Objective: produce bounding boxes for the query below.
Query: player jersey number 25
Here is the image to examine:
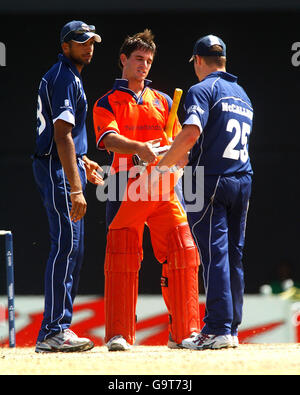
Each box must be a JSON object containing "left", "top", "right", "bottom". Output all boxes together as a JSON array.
[{"left": 223, "top": 118, "right": 250, "bottom": 163}]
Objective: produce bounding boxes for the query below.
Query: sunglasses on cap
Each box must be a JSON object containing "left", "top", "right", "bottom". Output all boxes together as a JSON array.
[
  {"left": 72, "top": 25, "right": 96, "bottom": 34},
  {"left": 62, "top": 25, "right": 96, "bottom": 42}
]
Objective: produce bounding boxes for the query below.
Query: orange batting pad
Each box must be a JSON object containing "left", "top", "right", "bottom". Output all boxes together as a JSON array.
[
  {"left": 104, "top": 228, "right": 141, "bottom": 345},
  {"left": 167, "top": 223, "right": 201, "bottom": 343}
]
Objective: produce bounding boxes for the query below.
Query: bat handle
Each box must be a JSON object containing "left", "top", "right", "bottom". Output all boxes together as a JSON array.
[{"left": 132, "top": 154, "right": 146, "bottom": 167}]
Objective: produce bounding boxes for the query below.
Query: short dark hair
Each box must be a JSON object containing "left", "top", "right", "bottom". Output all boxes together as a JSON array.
[
  {"left": 119, "top": 29, "right": 156, "bottom": 69},
  {"left": 202, "top": 44, "right": 226, "bottom": 67}
]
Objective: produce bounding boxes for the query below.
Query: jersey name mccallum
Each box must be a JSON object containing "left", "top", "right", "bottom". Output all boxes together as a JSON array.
[{"left": 221, "top": 102, "right": 253, "bottom": 121}]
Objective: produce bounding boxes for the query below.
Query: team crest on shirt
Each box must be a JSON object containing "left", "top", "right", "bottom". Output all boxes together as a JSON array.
[
  {"left": 187, "top": 105, "right": 205, "bottom": 115},
  {"left": 152, "top": 98, "right": 163, "bottom": 109},
  {"left": 60, "top": 99, "right": 73, "bottom": 110}
]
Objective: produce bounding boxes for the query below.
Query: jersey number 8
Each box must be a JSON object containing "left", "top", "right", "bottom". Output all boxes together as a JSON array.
[{"left": 37, "top": 95, "right": 46, "bottom": 136}]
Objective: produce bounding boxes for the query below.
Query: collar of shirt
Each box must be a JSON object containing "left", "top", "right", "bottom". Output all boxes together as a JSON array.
[
  {"left": 112, "top": 78, "right": 152, "bottom": 103},
  {"left": 203, "top": 71, "right": 237, "bottom": 83},
  {"left": 113, "top": 78, "right": 152, "bottom": 90},
  {"left": 58, "top": 53, "right": 82, "bottom": 80}
]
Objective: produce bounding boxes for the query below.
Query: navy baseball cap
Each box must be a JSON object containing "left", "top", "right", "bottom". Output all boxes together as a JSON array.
[
  {"left": 189, "top": 35, "right": 226, "bottom": 62},
  {"left": 60, "top": 20, "right": 101, "bottom": 44}
]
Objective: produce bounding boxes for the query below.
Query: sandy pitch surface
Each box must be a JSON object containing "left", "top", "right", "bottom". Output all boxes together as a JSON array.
[{"left": 1, "top": 343, "right": 300, "bottom": 375}]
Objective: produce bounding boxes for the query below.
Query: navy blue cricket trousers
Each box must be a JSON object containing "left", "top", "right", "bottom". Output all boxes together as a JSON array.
[
  {"left": 186, "top": 173, "right": 252, "bottom": 336},
  {"left": 32, "top": 155, "right": 87, "bottom": 342}
]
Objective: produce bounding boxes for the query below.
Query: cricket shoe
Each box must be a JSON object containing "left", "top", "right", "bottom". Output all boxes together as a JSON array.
[
  {"left": 35, "top": 329, "right": 94, "bottom": 353},
  {"left": 167, "top": 332, "right": 199, "bottom": 349},
  {"left": 231, "top": 335, "right": 239, "bottom": 348},
  {"left": 181, "top": 333, "right": 232, "bottom": 350},
  {"left": 107, "top": 335, "right": 131, "bottom": 351}
]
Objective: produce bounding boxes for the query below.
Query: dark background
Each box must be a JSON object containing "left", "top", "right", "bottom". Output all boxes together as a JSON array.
[{"left": 0, "top": 2, "right": 299, "bottom": 295}]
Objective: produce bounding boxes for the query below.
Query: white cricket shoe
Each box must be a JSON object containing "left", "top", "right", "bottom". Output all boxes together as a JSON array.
[
  {"left": 181, "top": 333, "right": 232, "bottom": 350},
  {"left": 35, "top": 329, "right": 94, "bottom": 353},
  {"left": 167, "top": 332, "right": 199, "bottom": 349},
  {"left": 107, "top": 335, "right": 131, "bottom": 351},
  {"left": 231, "top": 335, "right": 239, "bottom": 348}
]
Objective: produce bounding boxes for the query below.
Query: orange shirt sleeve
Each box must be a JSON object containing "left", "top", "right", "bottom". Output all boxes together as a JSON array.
[{"left": 93, "top": 100, "right": 119, "bottom": 150}]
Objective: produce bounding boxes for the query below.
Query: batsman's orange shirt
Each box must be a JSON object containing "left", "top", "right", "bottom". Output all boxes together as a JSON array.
[{"left": 93, "top": 79, "right": 180, "bottom": 173}]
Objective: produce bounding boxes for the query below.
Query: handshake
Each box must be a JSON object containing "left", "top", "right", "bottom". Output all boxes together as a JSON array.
[
  {"left": 132, "top": 142, "right": 171, "bottom": 167},
  {"left": 131, "top": 141, "right": 184, "bottom": 201}
]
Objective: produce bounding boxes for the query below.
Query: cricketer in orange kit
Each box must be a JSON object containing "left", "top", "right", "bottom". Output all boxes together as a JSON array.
[{"left": 93, "top": 29, "right": 201, "bottom": 350}]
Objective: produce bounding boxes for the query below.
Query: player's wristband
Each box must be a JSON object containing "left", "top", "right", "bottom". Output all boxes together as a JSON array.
[{"left": 70, "top": 190, "right": 83, "bottom": 195}]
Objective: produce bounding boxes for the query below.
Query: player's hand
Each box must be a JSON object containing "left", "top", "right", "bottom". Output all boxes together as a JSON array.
[
  {"left": 136, "top": 138, "right": 162, "bottom": 164},
  {"left": 139, "top": 163, "right": 183, "bottom": 201},
  {"left": 82, "top": 156, "right": 104, "bottom": 185},
  {"left": 70, "top": 192, "right": 87, "bottom": 222}
]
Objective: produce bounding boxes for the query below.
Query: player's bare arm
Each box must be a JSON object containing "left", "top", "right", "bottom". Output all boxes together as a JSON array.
[
  {"left": 103, "top": 133, "right": 161, "bottom": 163},
  {"left": 158, "top": 124, "right": 200, "bottom": 168},
  {"left": 54, "top": 119, "right": 87, "bottom": 222}
]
